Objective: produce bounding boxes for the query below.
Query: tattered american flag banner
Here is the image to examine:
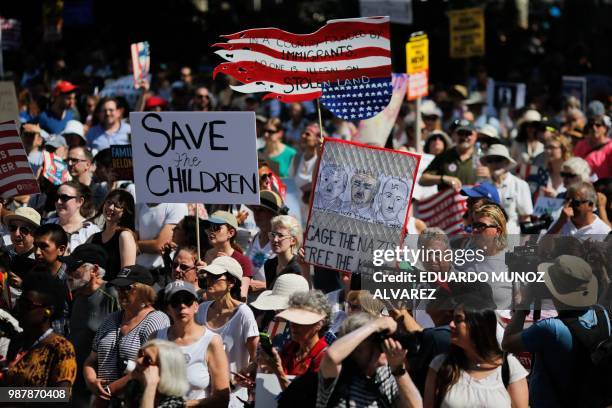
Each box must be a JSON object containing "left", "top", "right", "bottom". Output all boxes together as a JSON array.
[
  {"left": 0, "top": 121, "right": 39, "bottom": 198},
  {"left": 213, "top": 16, "right": 392, "bottom": 120},
  {"left": 414, "top": 188, "right": 468, "bottom": 235},
  {"left": 130, "top": 41, "right": 150, "bottom": 87}
]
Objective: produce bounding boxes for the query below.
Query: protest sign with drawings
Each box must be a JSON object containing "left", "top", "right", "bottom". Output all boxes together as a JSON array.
[
  {"left": 0, "top": 121, "right": 39, "bottom": 198},
  {"left": 111, "top": 144, "right": 133, "bottom": 180},
  {"left": 213, "top": 16, "right": 392, "bottom": 120},
  {"left": 487, "top": 79, "right": 526, "bottom": 110},
  {"left": 304, "top": 138, "right": 419, "bottom": 272},
  {"left": 129, "top": 112, "right": 260, "bottom": 205}
]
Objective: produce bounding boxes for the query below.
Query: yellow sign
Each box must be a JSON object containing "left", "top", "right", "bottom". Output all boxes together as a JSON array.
[
  {"left": 405, "top": 34, "right": 429, "bottom": 75},
  {"left": 448, "top": 7, "right": 485, "bottom": 58}
]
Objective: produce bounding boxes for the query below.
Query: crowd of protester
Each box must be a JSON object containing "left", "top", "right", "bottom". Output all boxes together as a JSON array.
[{"left": 0, "top": 52, "right": 611, "bottom": 408}]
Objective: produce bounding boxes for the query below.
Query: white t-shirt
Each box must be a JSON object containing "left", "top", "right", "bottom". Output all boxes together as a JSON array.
[
  {"left": 156, "top": 327, "right": 218, "bottom": 401},
  {"left": 136, "top": 203, "right": 188, "bottom": 268},
  {"left": 496, "top": 173, "right": 533, "bottom": 235},
  {"left": 429, "top": 353, "right": 528, "bottom": 408},
  {"left": 550, "top": 215, "right": 611, "bottom": 238},
  {"left": 195, "top": 302, "right": 258, "bottom": 408},
  {"left": 45, "top": 217, "right": 101, "bottom": 254}
]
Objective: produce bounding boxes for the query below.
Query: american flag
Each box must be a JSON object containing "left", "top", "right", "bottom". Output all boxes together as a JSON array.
[
  {"left": 130, "top": 41, "right": 150, "bottom": 87},
  {"left": 414, "top": 188, "right": 468, "bottom": 235},
  {"left": 0, "top": 121, "right": 39, "bottom": 198},
  {"left": 213, "top": 16, "right": 392, "bottom": 120}
]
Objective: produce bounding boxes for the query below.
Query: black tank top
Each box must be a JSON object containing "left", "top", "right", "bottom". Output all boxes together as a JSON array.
[{"left": 91, "top": 230, "right": 121, "bottom": 281}]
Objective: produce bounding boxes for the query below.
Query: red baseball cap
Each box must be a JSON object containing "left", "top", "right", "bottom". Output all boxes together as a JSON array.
[
  {"left": 145, "top": 96, "right": 168, "bottom": 110},
  {"left": 54, "top": 80, "right": 78, "bottom": 96}
]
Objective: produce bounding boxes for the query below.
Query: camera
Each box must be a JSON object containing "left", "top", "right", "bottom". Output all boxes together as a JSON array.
[{"left": 376, "top": 330, "right": 420, "bottom": 355}]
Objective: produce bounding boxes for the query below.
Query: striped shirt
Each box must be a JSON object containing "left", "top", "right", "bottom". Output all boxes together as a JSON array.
[
  {"left": 92, "top": 310, "right": 170, "bottom": 382},
  {"left": 317, "top": 365, "right": 399, "bottom": 408}
]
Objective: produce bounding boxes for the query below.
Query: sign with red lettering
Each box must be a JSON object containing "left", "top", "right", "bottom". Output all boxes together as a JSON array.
[
  {"left": 0, "top": 121, "right": 39, "bottom": 198},
  {"left": 213, "top": 16, "right": 392, "bottom": 120}
]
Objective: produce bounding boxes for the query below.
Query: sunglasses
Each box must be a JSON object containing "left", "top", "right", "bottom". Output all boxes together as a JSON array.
[
  {"left": 8, "top": 224, "right": 32, "bottom": 235},
  {"left": 471, "top": 222, "right": 498, "bottom": 231},
  {"left": 456, "top": 130, "right": 473, "bottom": 137},
  {"left": 205, "top": 274, "right": 227, "bottom": 282},
  {"left": 104, "top": 200, "right": 124, "bottom": 210},
  {"left": 263, "top": 128, "right": 279, "bottom": 134},
  {"left": 422, "top": 115, "right": 438, "bottom": 121},
  {"left": 260, "top": 172, "right": 273, "bottom": 181},
  {"left": 483, "top": 156, "right": 507, "bottom": 164},
  {"left": 173, "top": 262, "right": 196, "bottom": 272},
  {"left": 118, "top": 284, "right": 135, "bottom": 293},
  {"left": 205, "top": 224, "right": 225, "bottom": 233},
  {"left": 560, "top": 172, "right": 578, "bottom": 178},
  {"left": 169, "top": 293, "right": 196, "bottom": 309},
  {"left": 588, "top": 121, "right": 605, "bottom": 128},
  {"left": 57, "top": 194, "right": 78, "bottom": 203},
  {"left": 570, "top": 199, "right": 591, "bottom": 207}
]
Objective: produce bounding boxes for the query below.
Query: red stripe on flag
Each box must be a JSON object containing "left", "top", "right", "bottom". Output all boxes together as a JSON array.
[
  {"left": 213, "top": 42, "right": 391, "bottom": 61},
  {"left": 0, "top": 178, "right": 39, "bottom": 197},
  {"left": 221, "top": 19, "right": 390, "bottom": 42},
  {"left": 262, "top": 91, "right": 323, "bottom": 102},
  {"left": 213, "top": 61, "right": 390, "bottom": 83},
  {"left": 0, "top": 142, "right": 24, "bottom": 151},
  {"left": 0, "top": 130, "right": 19, "bottom": 137}
]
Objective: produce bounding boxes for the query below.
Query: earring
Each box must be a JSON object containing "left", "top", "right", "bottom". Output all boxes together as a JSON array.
[{"left": 44, "top": 309, "right": 52, "bottom": 317}]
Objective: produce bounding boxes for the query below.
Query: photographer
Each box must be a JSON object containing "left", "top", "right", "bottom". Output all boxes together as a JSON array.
[
  {"left": 502, "top": 255, "right": 611, "bottom": 407},
  {"left": 318, "top": 314, "right": 422, "bottom": 408}
]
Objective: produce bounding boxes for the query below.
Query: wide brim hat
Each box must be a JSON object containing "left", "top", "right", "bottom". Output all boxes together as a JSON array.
[
  {"left": 247, "top": 190, "right": 284, "bottom": 214},
  {"left": 539, "top": 255, "right": 597, "bottom": 308},
  {"left": 3, "top": 207, "right": 41, "bottom": 228},
  {"left": 251, "top": 274, "right": 309, "bottom": 311},
  {"left": 276, "top": 308, "right": 325, "bottom": 325},
  {"left": 203, "top": 256, "right": 243, "bottom": 281},
  {"left": 481, "top": 144, "right": 517, "bottom": 167}
]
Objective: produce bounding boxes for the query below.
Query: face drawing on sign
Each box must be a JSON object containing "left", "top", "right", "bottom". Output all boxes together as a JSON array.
[
  {"left": 341, "top": 170, "right": 379, "bottom": 221},
  {"left": 376, "top": 177, "right": 409, "bottom": 225},
  {"left": 315, "top": 164, "right": 347, "bottom": 210}
]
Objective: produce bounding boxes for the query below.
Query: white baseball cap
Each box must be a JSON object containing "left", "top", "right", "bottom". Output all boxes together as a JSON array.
[{"left": 61, "top": 120, "right": 85, "bottom": 139}]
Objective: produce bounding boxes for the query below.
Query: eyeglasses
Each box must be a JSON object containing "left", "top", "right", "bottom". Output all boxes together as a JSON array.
[
  {"left": 471, "top": 222, "right": 498, "bottom": 231},
  {"left": 195, "top": 94, "right": 209, "bottom": 99},
  {"left": 57, "top": 194, "right": 78, "bottom": 203},
  {"left": 104, "top": 200, "right": 124, "bottom": 210},
  {"left": 570, "top": 199, "right": 591, "bottom": 207},
  {"left": 260, "top": 172, "right": 273, "bottom": 181},
  {"left": 173, "top": 262, "right": 196, "bottom": 272},
  {"left": 268, "top": 231, "right": 291, "bottom": 241},
  {"left": 560, "top": 172, "right": 578, "bottom": 178},
  {"left": 169, "top": 293, "right": 196, "bottom": 309},
  {"left": 544, "top": 145, "right": 561, "bottom": 150},
  {"left": 263, "top": 128, "right": 279, "bottom": 134},
  {"left": 205, "top": 224, "right": 224, "bottom": 233},
  {"left": 8, "top": 224, "right": 32, "bottom": 235},
  {"left": 66, "top": 157, "right": 89, "bottom": 164}
]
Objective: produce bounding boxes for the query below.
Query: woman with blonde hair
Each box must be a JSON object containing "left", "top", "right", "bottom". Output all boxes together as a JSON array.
[
  {"left": 258, "top": 118, "right": 297, "bottom": 178},
  {"left": 124, "top": 339, "right": 190, "bottom": 407},
  {"left": 84, "top": 266, "right": 170, "bottom": 406},
  {"left": 536, "top": 134, "right": 573, "bottom": 198},
  {"left": 263, "top": 215, "right": 304, "bottom": 290},
  {"left": 346, "top": 290, "right": 385, "bottom": 317}
]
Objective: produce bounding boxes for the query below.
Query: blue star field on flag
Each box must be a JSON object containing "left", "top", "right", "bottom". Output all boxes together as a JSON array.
[{"left": 321, "top": 77, "right": 393, "bottom": 120}]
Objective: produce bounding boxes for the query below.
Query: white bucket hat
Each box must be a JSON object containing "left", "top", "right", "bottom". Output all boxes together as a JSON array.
[
  {"left": 481, "top": 144, "right": 517, "bottom": 167},
  {"left": 251, "top": 274, "right": 309, "bottom": 311}
]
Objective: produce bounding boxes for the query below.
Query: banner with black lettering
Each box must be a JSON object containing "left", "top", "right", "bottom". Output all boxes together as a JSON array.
[
  {"left": 129, "top": 112, "right": 260, "bottom": 204},
  {"left": 303, "top": 138, "right": 420, "bottom": 272}
]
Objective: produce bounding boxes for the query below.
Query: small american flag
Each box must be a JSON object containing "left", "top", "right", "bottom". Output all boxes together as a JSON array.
[
  {"left": 0, "top": 121, "right": 39, "bottom": 198},
  {"left": 414, "top": 188, "right": 468, "bottom": 235},
  {"left": 213, "top": 16, "right": 392, "bottom": 120},
  {"left": 130, "top": 41, "right": 150, "bottom": 87}
]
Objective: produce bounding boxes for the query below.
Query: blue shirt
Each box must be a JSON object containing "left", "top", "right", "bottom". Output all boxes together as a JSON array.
[
  {"left": 522, "top": 309, "right": 598, "bottom": 407},
  {"left": 38, "top": 109, "right": 74, "bottom": 134},
  {"left": 86, "top": 121, "right": 131, "bottom": 152}
]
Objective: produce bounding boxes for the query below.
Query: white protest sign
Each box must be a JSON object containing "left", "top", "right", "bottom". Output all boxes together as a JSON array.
[
  {"left": 304, "top": 139, "right": 419, "bottom": 272},
  {"left": 130, "top": 112, "right": 260, "bottom": 204},
  {"left": 411, "top": 153, "right": 437, "bottom": 201},
  {"left": 533, "top": 196, "right": 564, "bottom": 218}
]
